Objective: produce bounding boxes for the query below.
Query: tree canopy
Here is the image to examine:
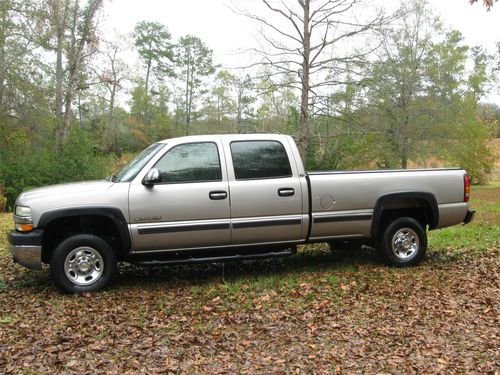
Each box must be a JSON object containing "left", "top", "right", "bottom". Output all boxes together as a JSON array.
[{"left": 0, "top": 0, "right": 498, "bottom": 208}]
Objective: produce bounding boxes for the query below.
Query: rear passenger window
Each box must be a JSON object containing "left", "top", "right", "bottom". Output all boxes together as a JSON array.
[{"left": 230, "top": 141, "right": 292, "bottom": 180}]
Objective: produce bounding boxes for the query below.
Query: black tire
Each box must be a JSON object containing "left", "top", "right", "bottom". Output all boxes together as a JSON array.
[
  {"left": 378, "top": 217, "right": 427, "bottom": 267},
  {"left": 50, "top": 234, "right": 117, "bottom": 293}
]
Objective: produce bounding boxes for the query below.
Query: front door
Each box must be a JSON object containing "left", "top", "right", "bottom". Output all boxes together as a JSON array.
[{"left": 129, "top": 140, "right": 230, "bottom": 252}]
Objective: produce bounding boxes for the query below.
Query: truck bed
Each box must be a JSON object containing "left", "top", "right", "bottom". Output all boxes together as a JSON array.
[{"left": 306, "top": 168, "right": 468, "bottom": 240}]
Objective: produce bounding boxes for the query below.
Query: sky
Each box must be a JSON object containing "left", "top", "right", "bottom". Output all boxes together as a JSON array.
[{"left": 102, "top": 0, "right": 500, "bottom": 101}]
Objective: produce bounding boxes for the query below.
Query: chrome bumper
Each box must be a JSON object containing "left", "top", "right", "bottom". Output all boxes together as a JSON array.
[
  {"left": 7, "top": 230, "right": 44, "bottom": 270},
  {"left": 9, "top": 244, "right": 43, "bottom": 270}
]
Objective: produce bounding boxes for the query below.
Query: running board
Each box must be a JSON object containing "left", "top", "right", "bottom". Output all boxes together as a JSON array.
[{"left": 136, "top": 248, "right": 296, "bottom": 266}]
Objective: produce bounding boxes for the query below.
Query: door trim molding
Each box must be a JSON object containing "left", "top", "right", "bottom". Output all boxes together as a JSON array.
[{"left": 136, "top": 221, "right": 230, "bottom": 235}]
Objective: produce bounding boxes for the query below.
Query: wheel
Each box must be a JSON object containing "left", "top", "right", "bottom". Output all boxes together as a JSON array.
[
  {"left": 378, "top": 217, "right": 427, "bottom": 267},
  {"left": 50, "top": 234, "right": 117, "bottom": 293}
]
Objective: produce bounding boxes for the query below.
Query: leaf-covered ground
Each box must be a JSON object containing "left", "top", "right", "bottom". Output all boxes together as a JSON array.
[{"left": 0, "top": 186, "right": 498, "bottom": 374}]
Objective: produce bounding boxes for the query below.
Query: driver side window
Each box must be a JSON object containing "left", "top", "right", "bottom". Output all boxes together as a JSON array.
[{"left": 153, "top": 142, "right": 222, "bottom": 183}]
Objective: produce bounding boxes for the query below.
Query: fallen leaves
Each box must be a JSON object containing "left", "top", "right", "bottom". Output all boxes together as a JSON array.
[{"left": 0, "top": 186, "right": 499, "bottom": 374}]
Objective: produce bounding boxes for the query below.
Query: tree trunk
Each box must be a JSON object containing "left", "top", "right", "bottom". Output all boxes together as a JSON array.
[
  {"left": 184, "top": 53, "right": 191, "bottom": 135},
  {"left": 299, "top": 0, "right": 311, "bottom": 165},
  {"left": 52, "top": 0, "right": 102, "bottom": 149},
  {"left": 401, "top": 149, "right": 408, "bottom": 169},
  {"left": 53, "top": 1, "right": 68, "bottom": 151},
  {"left": 236, "top": 88, "right": 242, "bottom": 133},
  {"left": 0, "top": 1, "right": 7, "bottom": 109},
  {"left": 109, "top": 80, "right": 116, "bottom": 148},
  {"left": 401, "top": 112, "right": 410, "bottom": 168},
  {"left": 144, "top": 51, "right": 151, "bottom": 126},
  {"left": 62, "top": 0, "right": 79, "bottom": 141}
]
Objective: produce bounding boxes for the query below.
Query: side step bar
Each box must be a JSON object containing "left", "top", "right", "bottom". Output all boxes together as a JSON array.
[{"left": 136, "top": 247, "right": 297, "bottom": 267}]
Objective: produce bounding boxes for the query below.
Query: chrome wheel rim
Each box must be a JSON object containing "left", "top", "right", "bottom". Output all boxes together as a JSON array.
[
  {"left": 64, "top": 247, "right": 104, "bottom": 286},
  {"left": 391, "top": 228, "right": 419, "bottom": 260}
]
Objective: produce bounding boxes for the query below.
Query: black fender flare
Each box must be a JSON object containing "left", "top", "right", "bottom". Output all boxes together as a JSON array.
[
  {"left": 371, "top": 191, "right": 438, "bottom": 239},
  {"left": 38, "top": 207, "right": 131, "bottom": 253}
]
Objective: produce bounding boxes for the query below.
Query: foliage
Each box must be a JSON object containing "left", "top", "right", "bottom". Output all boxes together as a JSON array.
[
  {"left": 175, "top": 34, "right": 216, "bottom": 134},
  {"left": 469, "top": 0, "right": 497, "bottom": 10},
  {"left": 445, "top": 96, "right": 495, "bottom": 184},
  {"left": 133, "top": 21, "right": 174, "bottom": 83},
  {"left": 0, "top": 126, "right": 112, "bottom": 208},
  {"left": 0, "top": 0, "right": 499, "bottom": 212}
]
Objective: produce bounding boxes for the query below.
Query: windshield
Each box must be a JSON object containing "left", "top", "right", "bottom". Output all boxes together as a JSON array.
[{"left": 113, "top": 143, "right": 165, "bottom": 182}]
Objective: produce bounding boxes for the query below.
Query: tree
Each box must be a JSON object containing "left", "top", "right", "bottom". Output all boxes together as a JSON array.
[
  {"left": 467, "top": 46, "right": 492, "bottom": 100},
  {"left": 254, "top": 66, "right": 297, "bottom": 133},
  {"left": 233, "top": 73, "right": 255, "bottom": 132},
  {"left": 469, "top": 0, "right": 497, "bottom": 10},
  {"left": 446, "top": 95, "right": 494, "bottom": 184},
  {"left": 175, "top": 35, "right": 215, "bottom": 135},
  {"left": 133, "top": 21, "right": 174, "bottom": 99},
  {"left": 97, "top": 38, "right": 129, "bottom": 151},
  {"left": 132, "top": 21, "right": 174, "bottom": 127},
  {"left": 0, "top": 0, "right": 14, "bottom": 108},
  {"left": 47, "top": 0, "right": 104, "bottom": 150},
  {"left": 364, "top": 1, "right": 468, "bottom": 168},
  {"left": 236, "top": 0, "right": 387, "bottom": 163},
  {"left": 205, "top": 70, "right": 236, "bottom": 126}
]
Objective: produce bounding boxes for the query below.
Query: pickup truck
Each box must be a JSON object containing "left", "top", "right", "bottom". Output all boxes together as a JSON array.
[{"left": 8, "top": 134, "right": 475, "bottom": 293}]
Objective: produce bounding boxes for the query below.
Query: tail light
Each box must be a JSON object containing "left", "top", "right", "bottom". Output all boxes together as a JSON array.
[{"left": 463, "top": 174, "right": 471, "bottom": 202}]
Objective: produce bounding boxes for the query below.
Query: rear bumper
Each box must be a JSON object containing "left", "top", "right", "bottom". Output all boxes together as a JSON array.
[
  {"left": 463, "top": 210, "right": 475, "bottom": 225},
  {"left": 7, "top": 230, "right": 44, "bottom": 270}
]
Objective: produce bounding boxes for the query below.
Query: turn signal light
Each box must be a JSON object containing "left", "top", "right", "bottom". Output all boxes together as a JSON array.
[
  {"left": 463, "top": 174, "right": 471, "bottom": 202},
  {"left": 16, "top": 223, "right": 34, "bottom": 232}
]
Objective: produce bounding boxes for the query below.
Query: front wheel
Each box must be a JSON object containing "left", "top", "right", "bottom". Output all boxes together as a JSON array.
[
  {"left": 378, "top": 217, "right": 427, "bottom": 267},
  {"left": 50, "top": 234, "right": 117, "bottom": 293}
]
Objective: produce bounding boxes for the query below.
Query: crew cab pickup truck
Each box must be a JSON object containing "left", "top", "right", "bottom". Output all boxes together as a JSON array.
[{"left": 8, "top": 134, "right": 475, "bottom": 293}]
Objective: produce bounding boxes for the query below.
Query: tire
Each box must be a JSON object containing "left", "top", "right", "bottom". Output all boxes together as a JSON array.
[
  {"left": 50, "top": 234, "right": 117, "bottom": 293},
  {"left": 378, "top": 217, "right": 427, "bottom": 267}
]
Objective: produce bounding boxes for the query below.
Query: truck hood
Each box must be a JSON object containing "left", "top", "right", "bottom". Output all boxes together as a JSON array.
[
  {"left": 17, "top": 180, "right": 114, "bottom": 205},
  {"left": 15, "top": 180, "right": 131, "bottom": 226}
]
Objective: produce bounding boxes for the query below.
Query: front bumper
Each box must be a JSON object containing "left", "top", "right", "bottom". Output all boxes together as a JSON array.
[
  {"left": 463, "top": 210, "right": 476, "bottom": 225},
  {"left": 7, "top": 230, "right": 44, "bottom": 270}
]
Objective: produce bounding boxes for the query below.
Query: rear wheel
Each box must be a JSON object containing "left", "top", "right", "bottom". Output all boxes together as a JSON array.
[
  {"left": 378, "top": 217, "right": 427, "bottom": 267},
  {"left": 50, "top": 234, "right": 117, "bottom": 293}
]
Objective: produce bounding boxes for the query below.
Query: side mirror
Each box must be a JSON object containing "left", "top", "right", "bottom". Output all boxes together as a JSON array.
[{"left": 143, "top": 168, "right": 161, "bottom": 187}]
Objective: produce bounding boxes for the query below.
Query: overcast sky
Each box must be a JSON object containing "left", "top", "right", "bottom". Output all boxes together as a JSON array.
[{"left": 102, "top": 0, "right": 500, "bottom": 101}]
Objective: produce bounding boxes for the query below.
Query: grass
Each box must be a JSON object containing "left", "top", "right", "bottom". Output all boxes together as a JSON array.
[{"left": 427, "top": 184, "right": 499, "bottom": 256}]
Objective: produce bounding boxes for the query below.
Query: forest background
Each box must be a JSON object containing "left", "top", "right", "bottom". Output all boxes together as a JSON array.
[{"left": 0, "top": 0, "right": 499, "bottom": 209}]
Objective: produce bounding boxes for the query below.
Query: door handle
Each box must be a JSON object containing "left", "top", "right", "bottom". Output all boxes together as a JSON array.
[
  {"left": 209, "top": 190, "right": 228, "bottom": 200},
  {"left": 278, "top": 188, "right": 295, "bottom": 197}
]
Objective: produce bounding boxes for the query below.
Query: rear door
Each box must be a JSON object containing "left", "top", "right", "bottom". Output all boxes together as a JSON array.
[{"left": 225, "top": 138, "right": 305, "bottom": 245}]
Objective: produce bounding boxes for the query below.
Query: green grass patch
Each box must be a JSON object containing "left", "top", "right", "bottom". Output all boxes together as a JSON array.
[
  {"left": 0, "top": 315, "right": 13, "bottom": 324},
  {"left": 428, "top": 224, "right": 499, "bottom": 251}
]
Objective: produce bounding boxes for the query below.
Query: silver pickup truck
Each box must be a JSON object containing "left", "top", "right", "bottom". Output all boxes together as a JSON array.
[{"left": 8, "top": 134, "right": 475, "bottom": 293}]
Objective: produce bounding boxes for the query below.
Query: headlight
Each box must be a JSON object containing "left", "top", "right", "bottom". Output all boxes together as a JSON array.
[
  {"left": 15, "top": 206, "right": 32, "bottom": 216},
  {"left": 14, "top": 206, "right": 34, "bottom": 232}
]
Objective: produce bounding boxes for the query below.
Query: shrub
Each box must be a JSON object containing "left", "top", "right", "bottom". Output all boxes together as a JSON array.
[{"left": 0, "top": 128, "right": 113, "bottom": 209}]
